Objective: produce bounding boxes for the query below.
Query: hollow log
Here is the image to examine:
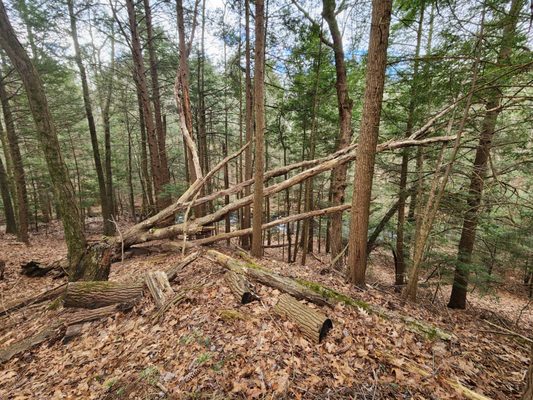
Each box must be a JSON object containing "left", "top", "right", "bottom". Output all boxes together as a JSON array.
[
  {"left": 275, "top": 293, "right": 332, "bottom": 343},
  {"left": 145, "top": 271, "right": 174, "bottom": 308},
  {"left": 206, "top": 250, "right": 332, "bottom": 307},
  {"left": 224, "top": 271, "right": 258, "bottom": 304},
  {"left": 64, "top": 281, "right": 144, "bottom": 309},
  {"left": 207, "top": 250, "right": 452, "bottom": 341}
]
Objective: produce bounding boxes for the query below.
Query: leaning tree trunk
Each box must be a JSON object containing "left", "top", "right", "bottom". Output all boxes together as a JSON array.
[
  {"left": 347, "top": 0, "right": 392, "bottom": 285},
  {"left": 448, "top": 0, "right": 524, "bottom": 309},
  {"left": 0, "top": 1, "right": 109, "bottom": 281},
  {"left": 322, "top": 0, "right": 353, "bottom": 270}
]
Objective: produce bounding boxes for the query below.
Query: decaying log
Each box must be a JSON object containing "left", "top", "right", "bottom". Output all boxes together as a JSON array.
[
  {"left": 64, "top": 281, "right": 144, "bottom": 309},
  {"left": 206, "top": 250, "right": 332, "bottom": 307},
  {"left": 0, "top": 260, "right": 4, "bottom": 280},
  {"left": 275, "top": 293, "right": 332, "bottom": 343},
  {"left": 145, "top": 271, "right": 174, "bottom": 308},
  {"left": 21, "top": 261, "right": 55, "bottom": 277},
  {"left": 0, "top": 284, "right": 67, "bottom": 316},
  {"left": 0, "top": 303, "right": 128, "bottom": 363},
  {"left": 224, "top": 271, "right": 258, "bottom": 304},
  {"left": 208, "top": 250, "right": 452, "bottom": 341},
  {"left": 164, "top": 251, "right": 201, "bottom": 282}
]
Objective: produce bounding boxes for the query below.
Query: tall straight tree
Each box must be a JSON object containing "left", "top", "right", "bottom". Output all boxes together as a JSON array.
[
  {"left": 251, "top": 0, "right": 265, "bottom": 257},
  {"left": 347, "top": 0, "right": 392, "bottom": 285},
  {"left": 241, "top": 0, "right": 253, "bottom": 249},
  {"left": 142, "top": 0, "right": 171, "bottom": 209},
  {"left": 0, "top": 64, "right": 28, "bottom": 242},
  {"left": 0, "top": 0, "right": 109, "bottom": 280},
  {"left": 0, "top": 120, "right": 16, "bottom": 234},
  {"left": 448, "top": 0, "right": 524, "bottom": 309},
  {"left": 322, "top": 0, "right": 353, "bottom": 269},
  {"left": 124, "top": 0, "right": 170, "bottom": 212},
  {"left": 67, "top": 0, "right": 114, "bottom": 235}
]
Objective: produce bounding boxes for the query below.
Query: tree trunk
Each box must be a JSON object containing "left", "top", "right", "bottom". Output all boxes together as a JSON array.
[
  {"left": 395, "top": 2, "right": 425, "bottom": 287},
  {"left": 448, "top": 0, "right": 523, "bottom": 310},
  {"left": 322, "top": 0, "right": 353, "bottom": 270},
  {"left": 64, "top": 281, "right": 144, "bottom": 309},
  {"left": 143, "top": 0, "right": 171, "bottom": 209},
  {"left": 347, "top": 0, "right": 392, "bottom": 285},
  {"left": 524, "top": 344, "right": 533, "bottom": 400},
  {"left": 241, "top": 0, "right": 253, "bottom": 249},
  {"left": 224, "top": 271, "right": 258, "bottom": 304},
  {"left": 124, "top": 0, "right": 167, "bottom": 212},
  {"left": 67, "top": 0, "right": 113, "bottom": 235},
  {"left": 0, "top": 64, "right": 29, "bottom": 243},
  {"left": 0, "top": 126, "right": 17, "bottom": 234},
  {"left": 0, "top": 1, "right": 109, "bottom": 281},
  {"left": 251, "top": 0, "right": 265, "bottom": 258}
]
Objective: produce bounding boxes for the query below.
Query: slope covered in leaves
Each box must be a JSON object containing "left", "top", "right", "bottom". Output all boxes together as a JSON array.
[{"left": 0, "top": 225, "right": 531, "bottom": 399}]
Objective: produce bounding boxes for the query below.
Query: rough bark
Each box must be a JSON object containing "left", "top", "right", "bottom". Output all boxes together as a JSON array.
[
  {"left": 322, "top": 0, "right": 353, "bottom": 270},
  {"left": 524, "top": 344, "right": 533, "bottom": 400},
  {"left": 0, "top": 1, "right": 95, "bottom": 278},
  {"left": 0, "top": 139, "right": 16, "bottom": 234},
  {"left": 251, "top": 0, "right": 266, "bottom": 257},
  {"left": 448, "top": 0, "right": 523, "bottom": 310},
  {"left": 125, "top": 0, "right": 168, "bottom": 211},
  {"left": 347, "top": 0, "right": 392, "bottom": 285},
  {"left": 143, "top": 0, "right": 171, "bottom": 209},
  {"left": 67, "top": 0, "right": 113, "bottom": 235},
  {"left": 274, "top": 293, "right": 332, "bottom": 343},
  {"left": 224, "top": 270, "right": 258, "bottom": 304},
  {"left": 145, "top": 271, "right": 174, "bottom": 308},
  {"left": 64, "top": 281, "right": 144, "bottom": 309},
  {"left": 241, "top": 0, "right": 253, "bottom": 249},
  {"left": 0, "top": 65, "right": 29, "bottom": 242}
]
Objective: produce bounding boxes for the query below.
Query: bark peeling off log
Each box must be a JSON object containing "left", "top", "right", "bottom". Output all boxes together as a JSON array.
[
  {"left": 224, "top": 271, "right": 258, "bottom": 304},
  {"left": 275, "top": 293, "right": 332, "bottom": 343}
]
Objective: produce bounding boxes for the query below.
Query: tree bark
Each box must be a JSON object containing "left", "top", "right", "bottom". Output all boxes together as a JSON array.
[
  {"left": 251, "top": 0, "right": 265, "bottom": 257},
  {"left": 322, "top": 0, "right": 353, "bottom": 270},
  {"left": 64, "top": 281, "right": 144, "bottom": 309},
  {"left": 0, "top": 1, "right": 109, "bottom": 280},
  {"left": 145, "top": 271, "right": 174, "bottom": 308},
  {"left": 347, "top": 0, "right": 392, "bottom": 285},
  {"left": 448, "top": 0, "right": 523, "bottom": 309},
  {"left": 274, "top": 293, "right": 332, "bottom": 343},
  {"left": 224, "top": 271, "right": 258, "bottom": 304},
  {"left": 0, "top": 129, "right": 16, "bottom": 234},
  {"left": 0, "top": 64, "right": 29, "bottom": 243},
  {"left": 67, "top": 0, "right": 113, "bottom": 235},
  {"left": 241, "top": 0, "right": 253, "bottom": 249},
  {"left": 524, "top": 344, "right": 533, "bottom": 400}
]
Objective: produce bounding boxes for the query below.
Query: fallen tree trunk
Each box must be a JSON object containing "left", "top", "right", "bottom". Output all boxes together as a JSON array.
[
  {"left": 119, "top": 135, "right": 456, "bottom": 248},
  {"left": 0, "top": 284, "right": 67, "bottom": 316},
  {"left": 206, "top": 250, "right": 332, "bottom": 307},
  {"left": 0, "top": 303, "right": 130, "bottom": 363},
  {"left": 275, "top": 293, "right": 332, "bottom": 343},
  {"left": 64, "top": 281, "right": 144, "bottom": 309},
  {"left": 207, "top": 250, "right": 452, "bottom": 341},
  {"left": 224, "top": 271, "right": 258, "bottom": 304}
]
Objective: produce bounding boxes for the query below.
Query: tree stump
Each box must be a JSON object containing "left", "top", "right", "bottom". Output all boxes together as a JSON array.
[
  {"left": 64, "top": 281, "right": 144, "bottom": 309},
  {"left": 145, "top": 271, "right": 174, "bottom": 308},
  {"left": 274, "top": 293, "right": 332, "bottom": 343},
  {"left": 224, "top": 271, "right": 258, "bottom": 304}
]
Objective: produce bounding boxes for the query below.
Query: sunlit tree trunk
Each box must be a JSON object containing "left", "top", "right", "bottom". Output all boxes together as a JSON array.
[
  {"left": 348, "top": 0, "right": 392, "bottom": 285},
  {"left": 251, "top": 0, "right": 265, "bottom": 257}
]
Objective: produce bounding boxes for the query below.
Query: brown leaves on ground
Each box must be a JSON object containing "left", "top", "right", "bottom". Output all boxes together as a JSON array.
[{"left": 0, "top": 227, "right": 531, "bottom": 399}]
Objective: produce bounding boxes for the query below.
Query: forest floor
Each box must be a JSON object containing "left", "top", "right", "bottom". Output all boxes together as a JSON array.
[{"left": 0, "top": 220, "right": 531, "bottom": 399}]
